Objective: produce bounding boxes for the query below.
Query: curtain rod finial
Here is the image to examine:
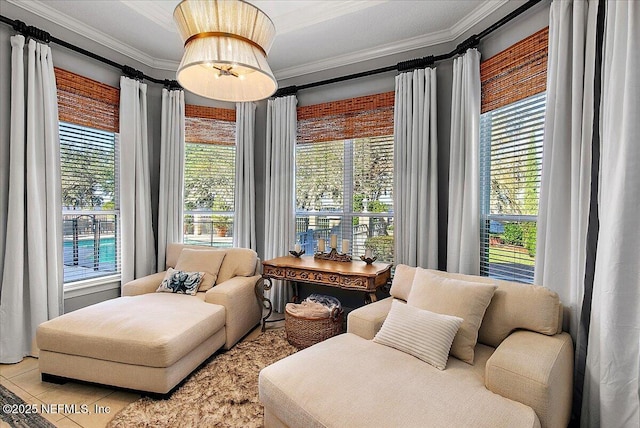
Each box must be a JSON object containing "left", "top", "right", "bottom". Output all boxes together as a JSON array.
[
  {"left": 163, "top": 79, "right": 182, "bottom": 91},
  {"left": 273, "top": 85, "right": 298, "bottom": 98},
  {"left": 397, "top": 56, "right": 434, "bottom": 72},
  {"left": 12, "top": 19, "right": 27, "bottom": 34},
  {"left": 122, "top": 65, "right": 144, "bottom": 81},
  {"left": 456, "top": 35, "right": 480, "bottom": 55}
]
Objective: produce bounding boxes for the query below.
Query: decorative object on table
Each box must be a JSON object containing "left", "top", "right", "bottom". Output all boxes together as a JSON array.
[
  {"left": 330, "top": 234, "right": 338, "bottom": 249},
  {"left": 314, "top": 247, "right": 352, "bottom": 262},
  {"left": 360, "top": 255, "right": 378, "bottom": 265},
  {"left": 342, "top": 238, "right": 350, "bottom": 254},
  {"left": 314, "top": 234, "right": 352, "bottom": 261},
  {"left": 173, "top": 0, "right": 277, "bottom": 102},
  {"left": 360, "top": 248, "right": 376, "bottom": 264},
  {"left": 288, "top": 249, "right": 305, "bottom": 258},
  {"left": 285, "top": 294, "right": 343, "bottom": 349},
  {"left": 289, "top": 243, "right": 305, "bottom": 257},
  {"left": 108, "top": 329, "right": 296, "bottom": 428}
]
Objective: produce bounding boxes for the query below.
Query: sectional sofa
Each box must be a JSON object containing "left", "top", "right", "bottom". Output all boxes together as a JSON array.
[{"left": 259, "top": 266, "right": 573, "bottom": 428}]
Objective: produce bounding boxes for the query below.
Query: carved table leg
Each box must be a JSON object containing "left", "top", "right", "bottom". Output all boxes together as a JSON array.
[
  {"left": 255, "top": 277, "right": 274, "bottom": 332},
  {"left": 365, "top": 291, "right": 378, "bottom": 305}
]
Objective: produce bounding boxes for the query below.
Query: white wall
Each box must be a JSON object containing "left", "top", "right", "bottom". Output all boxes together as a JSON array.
[{"left": 0, "top": 0, "right": 549, "bottom": 311}]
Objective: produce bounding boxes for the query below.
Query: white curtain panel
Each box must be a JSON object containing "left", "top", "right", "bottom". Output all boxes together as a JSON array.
[
  {"left": 534, "top": 0, "right": 597, "bottom": 338},
  {"left": 119, "top": 76, "right": 155, "bottom": 284},
  {"left": 393, "top": 67, "right": 438, "bottom": 268},
  {"left": 583, "top": 1, "right": 640, "bottom": 425},
  {"left": 233, "top": 102, "right": 256, "bottom": 250},
  {"left": 264, "top": 95, "right": 297, "bottom": 312},
  {"left": 0, "top": 35, "right": 63, "bottom": 363},
  {"left": 157, "top": 88, "right": 185, "bottom": 270},
  {"left": 447, "top": 49, "right": 481, "bottom": 275}
]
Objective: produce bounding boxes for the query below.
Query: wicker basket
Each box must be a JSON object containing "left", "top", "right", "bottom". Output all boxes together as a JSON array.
[{"left": 285, "top": 306, "right": 343, "bottom": 350}]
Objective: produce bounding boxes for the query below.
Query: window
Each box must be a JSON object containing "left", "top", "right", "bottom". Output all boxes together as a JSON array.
[
  {"left": 56, "top": 68, "right": 121, "bottom": 285},
  {"left": 183, "top": 105, "right": 236, "bottom": 247},
  {"left": 479, "top": 28, "right": 548, "bottom": 283},
  {"left": 295, "top": 93, "right": 395, "bottom": 263},
  {"left": 60, "top": 123, "right": 120, "bottom": 283}
]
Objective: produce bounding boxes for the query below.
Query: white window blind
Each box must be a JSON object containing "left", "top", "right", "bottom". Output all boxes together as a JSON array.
[
  {"left": 480, "top": 92, "right": 545, "bottom": 283},
  {"left": 60, "top": 121, "right": 120, "bottom": 283},
  {"left": 295, "top": 136, "right": 394, "bottom": 262},
  {"left": 183, "top": 141, "right": 235, "bottom": 247}
]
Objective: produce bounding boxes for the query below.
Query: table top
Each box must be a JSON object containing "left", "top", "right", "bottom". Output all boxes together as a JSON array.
[{"left": 263, "top": 255, "right": 391, "bottom": 277}]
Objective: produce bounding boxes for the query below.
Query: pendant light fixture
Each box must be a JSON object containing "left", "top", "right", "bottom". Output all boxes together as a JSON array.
[{"left": 173, "top": 0, "right": 277, "bottom": 102}]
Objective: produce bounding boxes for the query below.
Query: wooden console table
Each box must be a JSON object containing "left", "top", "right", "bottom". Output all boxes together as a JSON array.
[{"left": 256, "top": 255, "right": 391, "bottom": 330}]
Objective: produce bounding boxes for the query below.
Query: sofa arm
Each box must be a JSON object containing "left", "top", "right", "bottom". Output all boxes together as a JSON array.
[
  {"left": 485, "top": 331, "right": 573, "bottom": 428},
  {"left": 347, "top": 297, "right": 394, "bottom": 340},
  {"left": 206, "top": 275, "right": 262, "bottom": 349},
  {"left": 122, "top": 271, "right": 166, "bottom": 296}
]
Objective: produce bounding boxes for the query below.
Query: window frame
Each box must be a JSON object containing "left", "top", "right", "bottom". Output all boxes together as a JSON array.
[
  {"left": 478, "top": 28, "right": 548, "bottom": 284},
  {"left": 182, "top": 105, "right": 237, "bottom": 248},
  {"left": 55, "top": 68, "right": 121, "bottom": 288},
  {"left": 295, "top": 135, "right": 395, "bottom": 262}
]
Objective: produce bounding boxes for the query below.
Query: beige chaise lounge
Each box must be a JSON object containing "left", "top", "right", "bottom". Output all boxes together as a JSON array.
[
  {"left": 259, "top": 267, "right": 573, "bottom": 428},
  {"left": 37, "top": 244, "right": 262, "bottom": 395}
]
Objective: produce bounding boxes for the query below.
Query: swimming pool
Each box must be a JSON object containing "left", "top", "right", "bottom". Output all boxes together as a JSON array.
[{"left": 63, "top": 236, "right": 117, "bottom": 272}]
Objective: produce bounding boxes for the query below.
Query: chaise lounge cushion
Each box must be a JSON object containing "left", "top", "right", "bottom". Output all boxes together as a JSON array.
[
  {"left": 388, "top": 266, "right": 563, "bottom": 348},
  {"left": 164, "top": 244, "right": 258, "bottom": 285},
  {"left": 174, "top": 249, "right": 226, "bottom": 291},
  {"left": 388, "top": 263, "right": 417, "bottom": 301},
  {"left": 259, "top": 333, "right": 540, "bottom": 428},
  {"left": 37, "top": 293, "right": 225, "bottom": 368}
]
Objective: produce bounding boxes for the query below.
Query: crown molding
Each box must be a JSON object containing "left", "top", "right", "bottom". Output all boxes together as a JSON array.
[
  {"left": 153, "top": 58, "right": 181, "bottom": 71},
  {"left": 274, "top": 0, "right": 507, "bottom": 80},
  {"left": 274, "top": 28, "right": 453, "bottom": 80},
  {"left": 5, "top": 0, "right": 175, "bottom": 70},
  {"left": 449, "top": 0, "right": 509, "bottom": 39},
  {"left": 8, "top": 0, "right": 509, "bottom": 79}
]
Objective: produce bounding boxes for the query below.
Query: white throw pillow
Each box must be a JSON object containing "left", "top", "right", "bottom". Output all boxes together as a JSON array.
[
  {"left": 156, "top": 268, "right": 204, "bottom": 296},
  {"left": 373, "top": 300, "right": 463, "bottom": 370}
]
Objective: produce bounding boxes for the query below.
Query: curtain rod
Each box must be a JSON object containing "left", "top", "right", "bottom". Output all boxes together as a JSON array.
[
  {"left": 0, "top": 14, "right": 182, "bottom": 90},
  {"left": 273, "top": 0, "right": 543, "bottom": 98}
]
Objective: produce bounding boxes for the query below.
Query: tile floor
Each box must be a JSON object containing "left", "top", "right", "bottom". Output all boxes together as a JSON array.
[{"left": 0, "top": 322, "right": 282, "bottom": 428}]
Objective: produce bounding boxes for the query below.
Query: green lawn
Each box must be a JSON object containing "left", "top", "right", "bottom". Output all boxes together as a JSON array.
[{"left": 488, "top": 245, "right": 535, "bottom": 266}]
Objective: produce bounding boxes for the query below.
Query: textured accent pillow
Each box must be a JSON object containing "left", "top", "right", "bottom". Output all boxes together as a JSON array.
[
  {"left": 373, "top": 300, "right": 463, "bottom": 370},
  {"left": 156, "top": 268, "right": 204, "bottom": 296},
  {"left": 407, "top": 268, "right": 497, "bottom": 364},
  {"left": 175, "top": 249, "right": 226, "bottom": 291}
]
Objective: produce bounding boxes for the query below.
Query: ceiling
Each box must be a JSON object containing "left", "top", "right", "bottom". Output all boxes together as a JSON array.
[{"left": 7, "top": 0, "right": 509, "bottom": 80}]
